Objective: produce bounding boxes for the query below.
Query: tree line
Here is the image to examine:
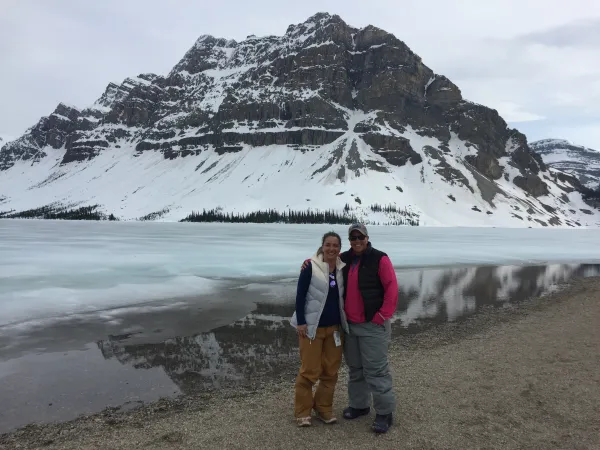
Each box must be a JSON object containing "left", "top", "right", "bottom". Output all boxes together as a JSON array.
[
  {"left": 0, "top": 205, "right": 117, "bottom": 221},
  {"left": 181, "top": 206, "right": 420, "bottom": 226},
  {"left": 181, "top": 208, "right": 358, "bottom": 224}
]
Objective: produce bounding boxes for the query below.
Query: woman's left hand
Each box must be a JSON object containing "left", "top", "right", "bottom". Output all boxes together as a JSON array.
[{"left": 296, "top": 324, "right": 308, "bottom": 338}]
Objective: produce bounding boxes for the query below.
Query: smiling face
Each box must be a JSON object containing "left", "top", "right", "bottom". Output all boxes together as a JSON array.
[
  {"left": 349, "top": 231, "right": 368, "bottom": 255},
  {"left": 322, "top": 235, "right": 341, "bottom": 262}
]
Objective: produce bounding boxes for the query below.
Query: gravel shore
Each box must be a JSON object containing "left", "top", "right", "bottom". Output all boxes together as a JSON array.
[{"left": 2, "top": 277, "right": 600, "bottom": 450}]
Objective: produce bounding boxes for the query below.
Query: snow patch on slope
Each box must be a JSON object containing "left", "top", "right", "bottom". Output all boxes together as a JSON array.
[{"left": 2, "top": 127, "right": 598, "bottom": 228}]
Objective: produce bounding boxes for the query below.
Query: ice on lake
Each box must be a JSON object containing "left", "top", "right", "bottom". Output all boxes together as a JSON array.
[{"left": 1, "top": 219, "right": 600, "bottom": 330}]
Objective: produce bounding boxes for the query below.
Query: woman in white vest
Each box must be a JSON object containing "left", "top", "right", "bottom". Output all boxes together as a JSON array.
[{"left": 290, "top": 231, "right": 349, "bottom": 427}]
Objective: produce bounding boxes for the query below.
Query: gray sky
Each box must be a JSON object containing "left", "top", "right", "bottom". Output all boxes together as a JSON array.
[{"left": 1, "top": 0, "right": 600, "bottom": 149}]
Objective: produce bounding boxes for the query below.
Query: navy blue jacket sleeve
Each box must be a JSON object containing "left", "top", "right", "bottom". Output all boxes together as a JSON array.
[{"left": 295, "top": 262, "right": 312, "bottom": 325}]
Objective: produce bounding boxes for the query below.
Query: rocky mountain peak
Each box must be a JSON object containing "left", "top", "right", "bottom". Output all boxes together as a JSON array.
[
  {"left": 94, "top": 75, "right": 161, "bottom": 113},
  {"left": 171, "top": 35, "right": 238, "bottom": 76},
  {"left": 1, "top": 13, "right": 598, "bottom": 227},
  {"left": 532, "top": 139, "right": 600, "bottom": 190},
  {"left": 286, "top": 12, "right": 346, "bottom": 34},
  {"left": 53, "top": 103, "right": 81, "bottom": 119}
]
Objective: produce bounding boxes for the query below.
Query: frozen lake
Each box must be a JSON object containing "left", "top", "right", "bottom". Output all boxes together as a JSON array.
[
  {"left": 1, "top": 219, "right": 600, "bottom": 432},
  {"left": 2, "top": 220, "right": 600, "bottom": 329}
]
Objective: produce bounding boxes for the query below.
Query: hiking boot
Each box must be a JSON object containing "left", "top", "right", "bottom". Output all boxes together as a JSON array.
[
  {"left": 296, "top": 416, "right": 311, "bottom": 427},
  {"left": 342, "top": 406, "right": 370, "bottom": 420},
  {"left": 371, "top": 413, "right": 393, "bottom": 433}
]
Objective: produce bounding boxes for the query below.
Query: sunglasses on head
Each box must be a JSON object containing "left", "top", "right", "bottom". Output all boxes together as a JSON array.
[{"left": 349, "top": 235, "right": 366, "bottom": 241}]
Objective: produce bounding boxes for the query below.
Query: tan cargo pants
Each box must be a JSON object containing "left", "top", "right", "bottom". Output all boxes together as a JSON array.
[{"left": 294, "top": 325, "right": 343, "bottom": 419}]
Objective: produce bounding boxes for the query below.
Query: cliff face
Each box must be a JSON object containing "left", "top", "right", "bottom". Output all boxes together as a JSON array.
[{"left": 0, "top": 13, "right": 598, "bottom": 227}]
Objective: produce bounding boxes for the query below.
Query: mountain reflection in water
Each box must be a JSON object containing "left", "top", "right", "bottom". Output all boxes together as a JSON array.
[{"left": 97, "top": 263, "right": 600, "bottom": 394}]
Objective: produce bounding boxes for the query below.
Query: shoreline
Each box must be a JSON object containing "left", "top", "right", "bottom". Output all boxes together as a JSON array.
[
  {"left": 2, "top": 276, "right": 600, "bottom": 449},
  {"left": 3, "top": 217, "right": 600, "bottom": 231}
]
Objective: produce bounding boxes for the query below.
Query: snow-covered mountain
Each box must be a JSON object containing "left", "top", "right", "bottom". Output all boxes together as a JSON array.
[
  {"left": 531, "top": 139, "right": 600, "bottom": 190},
  {"left": 1, "top": 12, "right": 599, "bottom": 227}
]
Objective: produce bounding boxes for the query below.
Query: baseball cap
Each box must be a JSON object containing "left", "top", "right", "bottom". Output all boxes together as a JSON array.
[{"left": 348, "top": 223, "right": 368, "bottom": 237}]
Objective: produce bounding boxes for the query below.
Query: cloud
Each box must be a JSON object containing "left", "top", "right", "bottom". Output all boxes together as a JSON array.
[
  {"left": 494, "top": 102, "right": 546, "bottom": 123},
  {"left": 518, "top": 19, "right": 600, "bottom": 48},
  {"left": 1, "top": 0, "right": 600, "bottom": 149},
  {"left": 433, "top": 20, "right": 600, "bottom": 147},
  {"left": 522, "top": 120, "right": 600, "bottom": 149}
]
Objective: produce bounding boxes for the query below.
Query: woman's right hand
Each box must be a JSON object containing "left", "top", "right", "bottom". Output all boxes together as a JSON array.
[{"left": 296, "top": 324, "right": 308, "bottom": 338}]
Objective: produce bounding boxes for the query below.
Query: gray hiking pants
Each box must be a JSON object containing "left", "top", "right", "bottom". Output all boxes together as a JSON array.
[{"left": 344, "top": 321, "right": 395, "bottom": 415}]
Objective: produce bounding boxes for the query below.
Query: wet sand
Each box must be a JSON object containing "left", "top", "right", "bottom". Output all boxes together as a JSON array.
[{"left": 2, "top": 276, "right": 600, "bottom": 450}]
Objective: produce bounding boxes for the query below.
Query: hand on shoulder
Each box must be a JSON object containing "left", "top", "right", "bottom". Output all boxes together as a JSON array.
[{"left": 300, "top": 259, "right": 312, "bottom": 271}]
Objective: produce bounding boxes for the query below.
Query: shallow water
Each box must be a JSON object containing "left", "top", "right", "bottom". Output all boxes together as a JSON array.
[{"left": 1, "top": 262, "right": 599, "bottom": 433}]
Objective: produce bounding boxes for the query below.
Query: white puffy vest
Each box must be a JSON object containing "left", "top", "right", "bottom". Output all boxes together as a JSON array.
[{"left": 290, "top": 253, "right": 349, "bottom": 340}]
